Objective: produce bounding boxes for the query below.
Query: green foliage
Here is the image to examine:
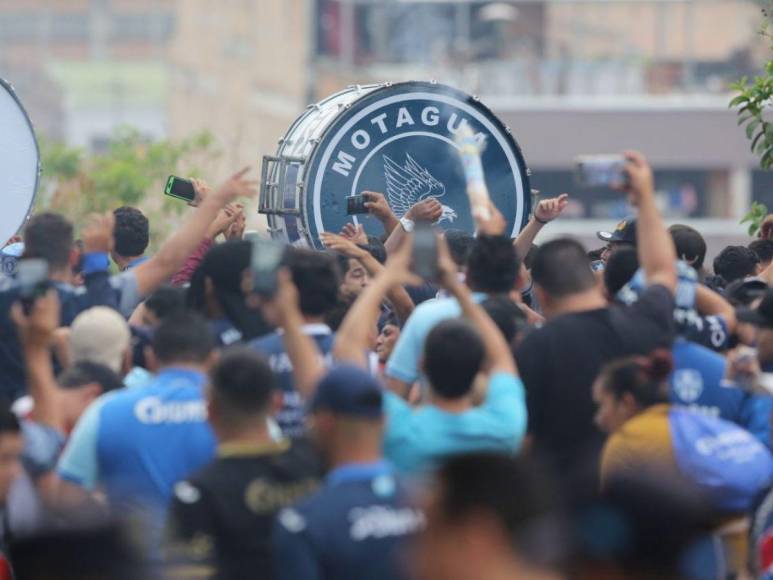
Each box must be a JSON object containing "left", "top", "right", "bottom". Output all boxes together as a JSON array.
[
  {"left": 37, "top": 127, "right": 220, "bottom": 234},
  {"left": 730, "top": 3, "right": 773, "bottom": 169},
  {"left": 741, "top": 201, "right": 769, "bottom": 236}
]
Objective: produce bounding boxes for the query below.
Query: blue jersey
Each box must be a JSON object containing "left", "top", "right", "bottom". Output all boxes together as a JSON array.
[
  {"left": 250, "top": 325, "right": 335, "bottom": 438},
  {"left": 273, "top": 461, "right": 423, "bottom": 580},
  {"left": 57, "top": 368, "right": 216, "bottom": 535},
  {"left": 670, "top": 339, "right": 772, "bottom": 447}
]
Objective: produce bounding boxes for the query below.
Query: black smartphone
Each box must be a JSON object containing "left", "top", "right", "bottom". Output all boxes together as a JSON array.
[
  {"left": 575, "top": 155, "right": 628, "bottom": 189},
  {"left": 346, "top": 194, "right": 368, "bottom": 215},
  {"left": 250, "top": 238, "right": 286, "bottom": 297},
  {"left": 412, "top": 222, "right": 438, "bottom": 281},
  {"left": 164, "top": 175, "right": 196, "bottom": 202},
  {"left": 17, "top": 259, "right": 49, "bottom": 314}
]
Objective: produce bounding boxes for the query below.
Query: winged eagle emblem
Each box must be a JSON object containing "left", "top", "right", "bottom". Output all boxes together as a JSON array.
[{"left": 383, "top": 154, "right": 457, "bottom": 223}]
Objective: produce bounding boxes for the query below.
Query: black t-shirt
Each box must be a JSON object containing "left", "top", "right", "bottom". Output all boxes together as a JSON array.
[
  {"left": 165, "top": 439, "right": 323, "bottom": 580},
  {"left": 515, "top": 285, "right": 675, "bottom": 491}
]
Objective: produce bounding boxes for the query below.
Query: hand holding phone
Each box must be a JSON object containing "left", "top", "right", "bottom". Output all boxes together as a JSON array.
[
  {"left": 164, "top": 176, "right": 197, "bottom": 203},
  {"left": 575, "top": 155, "right": 628, "bottom": 189},
  {"left": 250, "top": 238, "right": 286, "bottom": 297},
  {"left": 346, "top": 195, "right": 368, "bottom": 215}
]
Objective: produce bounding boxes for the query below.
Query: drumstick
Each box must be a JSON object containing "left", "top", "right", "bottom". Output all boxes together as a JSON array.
[{"left": 455, "top": 124, "right": 491, "bottom": 221}]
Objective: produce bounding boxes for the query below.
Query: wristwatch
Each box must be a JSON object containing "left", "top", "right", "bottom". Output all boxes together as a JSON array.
[{"left": 399, "top": 216, "right": 415, "bottom": 233}]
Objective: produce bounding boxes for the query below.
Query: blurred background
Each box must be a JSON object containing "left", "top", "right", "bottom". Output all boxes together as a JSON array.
[{"left": 1, "top": 0, "right": 770, "bottom": 255}]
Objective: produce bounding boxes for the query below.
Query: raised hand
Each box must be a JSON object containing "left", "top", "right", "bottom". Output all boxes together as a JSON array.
[
  {"left": 225, "top": 206, "right": 246, "bottom": 240},
  {"left": 362, "top": 191, "right": 395, "bottom": 223},
  {"left": 619, "top": 151, "right": 655, "bottom": 208},
  {"left": 340, "top": 223, "right": 368, "bottom": 245},
  {"left": 534, "top": 193, "right": 569, "bottom": 224},
  {"left": 475, "top": 200, "right": 507, "bottom": 236},
  {"left": 320, "top": 232, "right": 367, "bottom": 259},
  {"left": 81, "top": 212, "right": 115, "bottom": 254},
  {"left": 211, "top": 167, "right": 258, "bottom": 207},
  {"left": 407, "top": 199, "right": 442, "bottom": 223}
]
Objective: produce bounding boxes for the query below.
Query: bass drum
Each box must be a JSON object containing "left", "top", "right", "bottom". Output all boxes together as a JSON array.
[
  {"left": 0, "top": 78, "right": 39, "bottom": 247},
  {"left": 259, "top": 81, "right": 531, "bottom": 249}
]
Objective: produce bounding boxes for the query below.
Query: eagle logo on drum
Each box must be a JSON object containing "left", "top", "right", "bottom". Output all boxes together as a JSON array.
[{"left": 383, "top": 154, "right": 457, "bottom": 223}]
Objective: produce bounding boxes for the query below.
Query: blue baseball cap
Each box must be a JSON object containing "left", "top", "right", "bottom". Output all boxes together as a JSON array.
[{"left": 310, "top": 365, "right": 384, "bottom": 419}]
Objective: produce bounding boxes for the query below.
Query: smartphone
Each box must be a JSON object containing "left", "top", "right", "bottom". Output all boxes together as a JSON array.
[
  {"left": 17, "top": 259, "right": 49, "bottom": 314},
  {"left": 575, "top": 155, "right": 628, "bottom": 188},
  {"left": 346, "top": 195, "right": 368, "bottom": 215},
  {"left": 250, "top": 238, "right": 286, "bottom": 297},
  {"left": 412, "top": 223, "right": 438, "bottom": 281},
  {"left": 164, "top": 175, "right": 196, "bottom": 202}
]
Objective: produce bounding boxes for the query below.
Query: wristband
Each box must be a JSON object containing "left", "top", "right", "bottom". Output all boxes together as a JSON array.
[
  {"left": 82, "top": 252, "right": 110, "bottom": 275},
  {"left": 400, "top": 217, "right": 415, "bottom": 233},
  {"left": 533, "top": 215, "right": 549, "bottom": 225}
]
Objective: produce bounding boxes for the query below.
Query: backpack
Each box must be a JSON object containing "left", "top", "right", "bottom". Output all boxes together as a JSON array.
[{"left": 669, "top": 408, "right": 773, "bottom": 513}]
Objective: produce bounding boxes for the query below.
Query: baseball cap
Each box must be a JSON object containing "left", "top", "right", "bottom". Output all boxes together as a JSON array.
[
  {"left": 311, "top": 365, "right": 383, "bottom": 419},
  {"left": 597, "top": 218, "right": 637, "bottom": 245},
  {"left": 736, "top": 287, "right": 773, "bottom": 328},
  {"left": 70, "top": 307, "right": 131, "bottom": 373}
]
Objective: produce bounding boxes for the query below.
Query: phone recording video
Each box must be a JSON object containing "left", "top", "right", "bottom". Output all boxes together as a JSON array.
[
  {"left": 575, "top": 155, "right": 628, "bottom": 189},
  {"left": 250, "top": 238, "right": 286, "bottom": 297},
  {"left": 412, "top": 222, "right": 438, "bottom": 281},
  {"left": 17, "top": 259, "right": 49, "bottom": 314},
  {"left": 164, "top": 175, "right": 196, "bottom": 203},
  {"left": 346, "top": 195, "right": 368, "bottom": 215}
]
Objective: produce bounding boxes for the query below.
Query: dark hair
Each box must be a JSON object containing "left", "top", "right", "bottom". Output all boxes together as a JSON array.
[
  {"left": 424, "top": 319, "right": 485, "bottom": 399},
  {"left": 145, "top": 286, "right": 187, "bottom": 322},
  {"left": 597, "top": 350, "right": 672, "bottom": 408},
  {"left": 284, "top": 248, "right": 341, "bottom": 316},
  {"left": 209, "top": 347, "right": 276, "bottom": 418},
  {"left": 365, "top": 237, "right": 387, "bottom": 264},
  {"left": 604, "top": 246, "right": 640, "bottom": 297},
  {"left": 481, "top": 296, "right": 526, "bottom": 344},
  {"left": 23, "top": 213, "right": 74, "bottom": 269},
  {"left": 532, "top": 238, "right": 595, "bottom": 298},
  {"left": 713, "top": 245, "right": 759, "bottom": 285},
  {"left": 58, "top": 361, "right": 124, "bottom": 394},
  {"left": 0, "top": 405, "right": 20, "bottom": 436},
  {"left": 445, "top": 230, "right": 475, "bottom": 268},
  {"left": 187, "top": 240, "right": 270, "bottom": 340},
  {"left": 112, "top": 207, "right": 149, "bottom": 258},
  {"left": 325, "top": 294, "right": 357, "bottom": 332},
  {"left": 749, "top": 239, "right": 773, "bottom": 266},
  {"left": 436, "top": 453, "right": 564, "bottom": 570},
  {"left": 466, "top": 235, "right": 520, "bottom": 294},
  {"left": 151, "top": 312, "right": 214, "bottom": 365},
  {"left": 669, "top": 224, "right": 707, "bottom": 270}
]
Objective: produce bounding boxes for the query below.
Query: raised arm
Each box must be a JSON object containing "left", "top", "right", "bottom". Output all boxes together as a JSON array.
[
  {"left": 437, "top": 240, "right": 517, "bottom": 376},
  {"left": 334, "top": 238, "right": 419, "bottom": 368},
  {"left": 624, "top": 151, "right": 677, "bottom": 293},
  {"left": 321, "top": 232, "right": 414, "bottom": 324},
  {"left": 383, "top": 199, "right": 443, "bottom": 254},
  {"left": 10, "top": 290, "right": 65, "bottom": 432},
  {"left": 695, "top": 284, "right": 737, "bottom": 333},
  {"left": 133, "top": 168, "right": 257, "bottom": 297},
  {"left": 513, "top": 194, "right": 569, "bottom": 261}
]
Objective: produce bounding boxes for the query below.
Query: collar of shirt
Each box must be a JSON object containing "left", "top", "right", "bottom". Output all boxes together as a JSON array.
[
  {"left": 155, "top": 367, "right": 206, "bottom": 385},
  {"left": 123, "top": 255, "right": 149, "bottom": 271},
  {"left": 327, "top": 460, "right": 392, "bottom": 486}
]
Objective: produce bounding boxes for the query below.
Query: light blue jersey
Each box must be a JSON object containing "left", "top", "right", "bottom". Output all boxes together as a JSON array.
[{"left": 383, "top": 372, "right": 527, "bottom": 474}]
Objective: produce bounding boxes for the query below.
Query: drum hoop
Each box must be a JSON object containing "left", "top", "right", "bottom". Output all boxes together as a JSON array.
[
  {"left": 0, "top": 77, "right": 40, "bottom": 238},
  {"left": 301, "top": 81, "right": 531, "bottom": 246}
]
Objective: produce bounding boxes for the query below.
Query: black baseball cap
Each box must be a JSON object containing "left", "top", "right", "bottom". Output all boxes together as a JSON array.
[
  {"left": 310, "top": 365, "right": 383, "bottom": 418},
  {"left": 736, "top": 287, "right": 773, "bottom": 328},
  {"left": 597, "top": 217, "right": 637, "bottom": 245}
]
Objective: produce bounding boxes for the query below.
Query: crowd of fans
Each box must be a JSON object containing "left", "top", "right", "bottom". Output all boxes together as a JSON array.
[{"left": 1, "top": 152, "right": 773, "bottom": 579}]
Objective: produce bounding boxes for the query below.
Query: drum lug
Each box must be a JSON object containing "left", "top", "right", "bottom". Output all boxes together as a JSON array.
[
  {"left": 258, "top": 154, "right": 306, "bottom": 218},
  {"left": 504, "top": 126, "right": 512, "bottom": 135}
]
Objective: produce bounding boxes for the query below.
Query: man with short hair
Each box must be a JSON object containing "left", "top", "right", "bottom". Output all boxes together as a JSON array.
[
  {"left": 112, "top": 206, "right": 150, "bottom": 271},
  {"left": 515, "top": 152, "right": 677, "bottom": 489},
  {"left": 414, "top": 452, "right": 565, "bottom": 580},
  {"left": 250, "top": 248, "right": 341, "bottom": 438},
  {"left": 714, "top": 245, "right": 761, "bottom": 286},
  {"left": 55, "top": 312, "right": 218, "bottom": 544},
  {"left": 670, "top": 224, "right": 707, "bottom": 275},
  {"left": 166, "top": 348, "right": 322, "bottom": 580},
  {"left": 750, "top": 239, "right": 773, "bottom": 270},
  {"left": 597, "top": 216, "right": 637, "bottom": 263},
  {"left": 272, "top": 365, "right": 423, "bottom": 580},
  {"left": 385, "top": 234, "right": 521, "bottom": 398}
]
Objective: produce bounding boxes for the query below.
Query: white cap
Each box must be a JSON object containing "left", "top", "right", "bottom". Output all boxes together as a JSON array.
[{"left": 69, "top": 307, "right": 131, "bottom": 373}]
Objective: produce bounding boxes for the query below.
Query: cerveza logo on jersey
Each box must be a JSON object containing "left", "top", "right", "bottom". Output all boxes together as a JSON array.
[{"left": 306, "top": 88, "right": 528, "bottom": 245}]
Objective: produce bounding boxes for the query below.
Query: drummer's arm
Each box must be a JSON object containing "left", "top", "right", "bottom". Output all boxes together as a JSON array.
[{"left": 133, "top": 170, "right": 257, "bottom": 297}]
